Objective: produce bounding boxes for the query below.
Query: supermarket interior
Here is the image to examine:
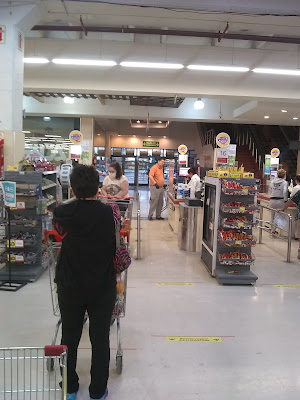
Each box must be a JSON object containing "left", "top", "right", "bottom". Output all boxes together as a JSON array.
[{"left": 2, "top": 0, "right": 300, "bottom": 399}]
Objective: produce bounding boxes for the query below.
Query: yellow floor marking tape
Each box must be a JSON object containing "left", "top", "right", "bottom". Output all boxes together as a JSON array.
[
  {"left": 274, "top": 285, "right": 300, "bottom": 288},
  {"left": 167, "top": 336, "right": 222, "bottom": 343},
  {"left": 156, "top": 282, "right": 194, "bottom": 286}
]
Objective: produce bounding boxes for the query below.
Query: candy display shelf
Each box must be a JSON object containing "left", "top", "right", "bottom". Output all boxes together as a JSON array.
[{"left": 201, "top": 177, "right": 258, "bottom": 285}]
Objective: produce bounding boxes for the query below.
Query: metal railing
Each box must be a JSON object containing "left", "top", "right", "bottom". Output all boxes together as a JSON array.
[
  {"left": 136, "top": 191, "right": 142, "bottom": 260},
  {"left": 257, "top": 204, "right": 292, "bottom": 262}
]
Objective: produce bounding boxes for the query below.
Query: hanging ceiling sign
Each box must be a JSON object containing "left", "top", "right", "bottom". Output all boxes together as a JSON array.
[
  {"left": 178, "top": 144, "right": 188, "bottom": 155},
  {"left": 271, "top": 147, "right": 280, "bottom": 158},
  {"left": 216, "top": 132, "right": 230, "bottom": 148},
  {"left": 69, "top": 130, "right": 83, "bottom": 144},
  {"left": 0, "top": 26, "right": 5, "bottom": 44}
]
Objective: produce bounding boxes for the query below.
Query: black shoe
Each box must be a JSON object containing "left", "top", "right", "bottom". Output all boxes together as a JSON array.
[
  {"left": 156, "top": 217, "right": 164, "bottom": 220},
  {"left": 148, "top": 216, "right": 153, "bottom": 221}
]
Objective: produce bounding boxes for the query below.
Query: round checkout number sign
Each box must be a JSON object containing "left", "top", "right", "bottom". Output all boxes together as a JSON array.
[
  {"left": 69, "top": 130, "right": 83, "bottom": 144},
  {"left": 178, "top": 144, "right": 188, "bottom": 155},
  {"left": 216, "top": 132, "right": 230, "bottom": 148},
  {"left": 271, "top": 147, "right": 280, "bottom": 158}
]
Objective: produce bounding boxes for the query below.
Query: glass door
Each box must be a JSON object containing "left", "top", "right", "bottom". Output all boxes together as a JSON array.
[
  {"left": 124, "top": 157, "right": 136, "bottom": 185},
  {"left": 203, "top": 183, "right": 217, "bottom": 252},
  {"left": 137, "top": 158, "right": 150, "bottom": 185}
]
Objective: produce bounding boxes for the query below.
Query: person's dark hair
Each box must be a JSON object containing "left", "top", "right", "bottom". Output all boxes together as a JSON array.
[
  {"left": 296, "top": 174, "right": 300, "bottom": 184},
  {"left": 158, "top": 157, "right": 166, "bottom": 161},
  {"left": 70, "top": 164, "right": 99, "bottom": 199},
  {"left": 188, "top": 167, "right": 197, "bottom": 175},
  {"left": 109, "top": 162, "right": 123, "bottom": 180}
]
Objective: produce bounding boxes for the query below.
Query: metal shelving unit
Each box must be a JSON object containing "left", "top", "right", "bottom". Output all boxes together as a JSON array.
[
  {"left": 201, "top": 177, "right": 258, "bottom": 285},
  {"left": 0, "top": 171, "right": 57, "bottom": 283}
]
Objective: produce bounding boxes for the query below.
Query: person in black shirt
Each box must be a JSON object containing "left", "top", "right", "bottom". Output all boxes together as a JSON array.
[{"left": 54, "top": 165, "right": 116, "bottom": 400}]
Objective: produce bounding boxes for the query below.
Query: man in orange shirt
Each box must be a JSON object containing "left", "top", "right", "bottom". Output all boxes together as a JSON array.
[{"left": 148, "top": 157, "right": 165, "bottom": 220}]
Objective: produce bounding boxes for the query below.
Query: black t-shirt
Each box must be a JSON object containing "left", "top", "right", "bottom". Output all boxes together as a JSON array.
[{"left": 53, "top": 200, "right": 116, "bottom": 289}]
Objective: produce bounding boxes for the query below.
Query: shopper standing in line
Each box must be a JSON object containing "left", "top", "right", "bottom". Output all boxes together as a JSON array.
[
  {"left": 270, "top": 168, "right": 288, "bottom": 235},
  {"left": 102, "top": 161, "right": 129, "bottom": 198},
  {"left": 282, "top": 175, "right": 300, "bottom": 255},
  {"left": 54, "top": 165, "right": 116, "bottom": 400},
  {"left": 148, "top": 157, "right": 165, "bottom": 220}
]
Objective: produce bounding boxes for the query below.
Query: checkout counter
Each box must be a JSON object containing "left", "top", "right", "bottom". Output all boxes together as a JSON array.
[
  {"left": 258, "top": 193, "right": 297, "bottom": 238},
  {"left": 168, "top": 191, "right": 203, "bottom": 252}
]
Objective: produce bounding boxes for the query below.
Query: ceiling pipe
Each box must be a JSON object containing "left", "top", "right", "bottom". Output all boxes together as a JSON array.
[{"left": 31, "top": 25, "right": 300, "bottom": 45}]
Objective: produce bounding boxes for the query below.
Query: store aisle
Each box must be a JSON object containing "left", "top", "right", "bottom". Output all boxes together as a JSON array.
[{"left": 1, "top": 218, "right": 300, "bottom": 399}]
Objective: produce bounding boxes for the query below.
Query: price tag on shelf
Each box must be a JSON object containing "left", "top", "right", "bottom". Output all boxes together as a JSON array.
[
  {"left": 239, "top": 207, "right": 246, "bottom": 213},
  {"left": 238, "top": 222, "right": 244, "bottom": 227},
  {"left": 15, "top": 255, "right": 24, "bottom": 262},
  {"left": 7, "top": 239, "right": 24, "bottom": 248},
  {"left": 242, "top": 189, "right": 248, "bottom": 195},
  {"left": 17, "top": 202, "right": 26, "bottom": 210},
  {"left": 235, "top": 240, "right": 242, "bottom": 245}
]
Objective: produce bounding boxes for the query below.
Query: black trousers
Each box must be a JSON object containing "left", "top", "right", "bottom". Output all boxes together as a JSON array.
[{"left": 58, "top": 285, "right": 116, "bottom": 399}]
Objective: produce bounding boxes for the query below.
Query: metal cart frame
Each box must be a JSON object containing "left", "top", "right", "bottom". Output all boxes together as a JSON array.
[{"left": 0, "top": 345, "right": 67, "bottom": 400}]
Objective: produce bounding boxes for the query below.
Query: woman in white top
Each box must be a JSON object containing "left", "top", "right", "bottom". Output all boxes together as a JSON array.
[
  {"left": 102, "top": 162, "right": 129, "bottom": 198},
  {"left": 187, "top": 167, "right": 201, "bottom": 196}
]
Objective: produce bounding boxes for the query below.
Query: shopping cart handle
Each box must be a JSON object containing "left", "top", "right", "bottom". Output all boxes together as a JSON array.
[
  {"left": 98, "top": 195, "right": 134, "bottom": 199},
  {"left": 45, "top": 345, "right": 68, "bottom": 357}
]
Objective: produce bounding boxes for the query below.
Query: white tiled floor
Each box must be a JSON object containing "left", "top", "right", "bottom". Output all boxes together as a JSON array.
[{"left": 2, "top": 193, "right": 300, "bottom": 399}]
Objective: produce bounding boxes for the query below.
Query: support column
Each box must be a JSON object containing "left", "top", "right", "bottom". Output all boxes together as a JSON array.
[
  {"left": 0, "top": 4, "right": 42, "bottom": 168},
  {"left": 105, "top": 132, "right": 111, "bottom": 161},
  {"left": 80, "top": 116, "right": 94, "bottom": 165}
]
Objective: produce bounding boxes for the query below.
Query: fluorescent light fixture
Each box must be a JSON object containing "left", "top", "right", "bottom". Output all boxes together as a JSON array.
[
  {"left": 43, "top": 116, "right": 51, "bottom": 121},
  {"left": 148, "top": 135, "right": 152, "bottom": 138},
  {"left": 120, "top": 61, "right": 184, "bottom": 69},
  {"left": 118, "top": 135, "right": 121, "bottom": 137},
  {"left": 188, "top": 65, "right": 249, "bottom": 72},
  {"left": 163, "top": 136, "right": 167, "bottom": 139},
  {"left": 281, "top": 109, "right": 287, "bottom": 113},
  {"left": 293, "top": 117, "right": 299, "bottom": 120},
  {"left": 158, "top": 120, "right": 162, "bottom": 124},
  {"left": 45, "top": 135, "right": 61, "bottom": 138},
  {"left": 133, "top": 135, "right": 136, "bottom": 137},
  {"left": 97, "top": 134, "right": 100, "bottom": 136},
  {"left": 52, "top": 59, "right": 117, "bottom": 66},
  {"left": 22, "top": 130, "right": 31, "bottom": 134},
  {"left": 63, "top": 96, "right": 74, "bottom": 104},
  {"left": 194, "top": 98, "right": 204, "bottom": 110},
  {"left": 264, "top": 116, "right": 270, "bottom": 119},
  {"left": 23, "top": 57, "right": 49, "bottom": 64},
  {"left": 253, "top": 68, "right": 300, "bottom": 76},
  {"left": 136, "top": 120, "right": 141, "bottom": 124}
]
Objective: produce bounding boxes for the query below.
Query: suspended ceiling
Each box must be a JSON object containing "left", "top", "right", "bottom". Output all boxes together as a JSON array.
[{"left": 5, "top": 0, "right": 300, "bottom": 125}]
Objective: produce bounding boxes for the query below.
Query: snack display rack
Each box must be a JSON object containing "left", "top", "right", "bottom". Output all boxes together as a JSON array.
[
  {"left": 201, "top": 177, "right": 258, "bottom": 285},
  {"left": 0, "top": 171, "right": 57, "bottom": 284}
]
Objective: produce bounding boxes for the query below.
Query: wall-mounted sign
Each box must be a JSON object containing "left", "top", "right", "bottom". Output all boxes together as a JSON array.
[
  {"left": 69, "top": 130, "right": 83, "bottom": 144},
  {"left": 0, "top": 26, "right": 5, "bottom": 44},
  {"left": 216, "top": 132, "right": 230, "bottom": 148},
  {"left": 271, "top": 147, "right": 280, "bottom": 158},
  {"left": 143, "top": 141, "right": 159, "bottom": 148},
  {"left": 178, "top": 144, "right": 188, "bottom": 155}
]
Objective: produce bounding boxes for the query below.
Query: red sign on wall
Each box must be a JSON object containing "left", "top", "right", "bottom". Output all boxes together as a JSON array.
[{"left": 0, "top": 26, "right": 5, "bottom": 44}]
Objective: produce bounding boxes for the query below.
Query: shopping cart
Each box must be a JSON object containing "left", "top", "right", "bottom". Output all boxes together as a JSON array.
[
  {"left": 98, "top": 196, "right": 133, "bottom": 374},
  {"left": 46, "top": 196, "right": 133, "bottom": 374},
  {"left": 0, "top": 345, "right": 67, "bottom": 400}
]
